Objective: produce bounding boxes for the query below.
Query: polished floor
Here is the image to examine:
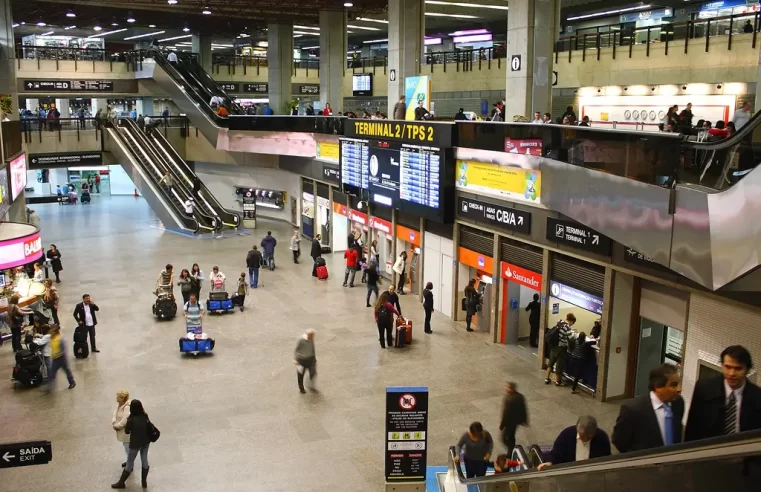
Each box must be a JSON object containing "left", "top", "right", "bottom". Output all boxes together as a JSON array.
[{"left": 1, "top": 196, "right": 619, "bottom": 491}]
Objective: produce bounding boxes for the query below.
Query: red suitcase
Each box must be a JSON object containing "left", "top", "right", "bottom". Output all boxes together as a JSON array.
[
  {"left": 396, "top": 317, "right": 412, "bottom": 344},
  {"left": 316, "top": 265, "right": 329, "bottom": 280}
]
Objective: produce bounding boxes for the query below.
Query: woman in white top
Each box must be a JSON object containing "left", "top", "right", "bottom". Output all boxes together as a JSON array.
[
  {"left": 32, "top": 262, "right": 45, "bottom": 283},
  {"left": 112, "top": 390, "right": 131, "bottom": 466},
  {"left": 370, "top": 240, "right": 379, "bottom": 266}
]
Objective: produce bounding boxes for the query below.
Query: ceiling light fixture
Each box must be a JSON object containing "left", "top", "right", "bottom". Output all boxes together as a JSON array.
[
  {"left": 127, "top": 17, "right": 136, "bottom": 23},
  {"left": 66, "top": 11, "right": 76, "bottom": 18},
  {"left": 167, "top": 0, "right": 178, "bottom": 4},
  {"left": 293, "top": 30, "right": 320, "bottom": 35},
  {"left": 149, "top": 24, "right": 156, "bottom": 28},
  {"left": 425, "top": 0, "right": 508, "bottom": 10},
  {"left": 362, "top": 38, "right": 388, "bottom": 44},
  {"left": 65, "top": 25, "right": 76, "bottom": 30},
  {"left": 88, "top": 28, "right": 128, "bottom": 38},
  {"left": 344, "top": 2, "right": 354, "bottom": 6},
  {"left": 182, "top": 26, "right": 190, "bottom": 32},
  {"left": 293, "top": 25, "right": 320, "bottom": 30},
  {"left": 12, "top": 23, "right": 19, "bottom": 28},
  {"left": 37, "top": 21, "right": 47, "bottom": 27},
  {"left": 566, "top": 5, "right": 652, "bottom": 21},
  {"left": 449, "top": 29, "right": 489, "bottom": 36},
  {"left": 40, "top": 31, "right": 55, "bottom": 36},
  {"left": 347, "top": 24, "right": 381, "bottom": 31},
  {"left": 158, "top": 34, "right": 193, "bottom": 42},
  {"left": 93, "top": 25, "right": 102, "bottom": 31},
  {"left": 123, "top": 30, "right": 166, "bottom": 40},
  {"left": 202, "top": 7, "right": 211, "bottom": 14},
  {"left": 425, "top": 12, "right": 478, "bottom": 18},
  {"left": 453, "top": 33, "right": 492, "bottom": 43},
  {"left": 301, "top": 45, "right": 320, "bottom": 49},
  {"left": 354, "top": 17, "right": 389, "bottom": 24},
  {"left": 293, "top": 34, "right": 303, "bottom": 38}
]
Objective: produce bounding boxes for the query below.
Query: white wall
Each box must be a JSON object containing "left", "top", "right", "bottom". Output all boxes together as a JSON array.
[
  {"left": 606, "top": 271, "right": 634, "bottom": 399},
  {"left": 49, "top": 169, "right": 69, "bottom": 191},
  {"left": 193, "top": 162, "right": 300, "bottom": 224},
  {"left": 423, "top": 231, "right": 454, "bottom": 317},
  {"left": 639, "top": 286, "right": 687, "bottom": 331},
  {"left": 109, "top": 165, "right": 137, "bottom": 195}
]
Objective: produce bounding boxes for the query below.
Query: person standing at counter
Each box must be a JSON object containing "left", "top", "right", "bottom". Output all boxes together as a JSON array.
[
  {"left": 8, "top": 294, "right": 33, "bottom": 353},
  {"left": 46, "top": 244, "right": 63, "bottom": 283},
  {"left": 32, "top": 262, "right": 45, "bottom": 283},
  {"left": 392, "top": 251, "right": 408, "bottom": 295},
  {"left": 44, "top": 279, "right": 60, "bottom": 325},
  {"left": 73, "top": 294, "right": 100, "bottom": 353},
  {"left": 525, "top": 294, "right": 541, "bottom": 348},
  {"left": 569, "top": 332, "right": 598, "bottom": 394}
]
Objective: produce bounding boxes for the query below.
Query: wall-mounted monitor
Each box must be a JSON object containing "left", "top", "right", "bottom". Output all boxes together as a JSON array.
[{"left": 352, "top": 73, "right": 373, "bottom": 97}]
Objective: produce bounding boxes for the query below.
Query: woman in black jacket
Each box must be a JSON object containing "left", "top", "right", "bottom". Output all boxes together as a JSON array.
[
  {"left": 423, "top": 282, "right": 434, "bottom": 334},
  {"left": 310, "top": 234, "right": 322, "bottom": 277},
  {"left": 46, "top": 244, "right": 63, "bottom": 283},
  {"left": 112, "top": 399, "right": 153, "bottom": 489},
  {"left": 464, "top": 279, "right": 480, "bottom": 332}
]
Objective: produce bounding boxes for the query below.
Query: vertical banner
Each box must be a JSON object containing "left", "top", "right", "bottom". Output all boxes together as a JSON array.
[
  {"left": 241, "top": 190, "right": 257, "bottom": 229},
  {"left": 404, "top": 76, "right": 431, "bottom": 121},
  {"left": 385, "top": 386, "right": 429, "bottom": 482}
]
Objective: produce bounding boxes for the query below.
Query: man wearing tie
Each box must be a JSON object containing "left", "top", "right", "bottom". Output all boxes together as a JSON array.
[
  {"left": 685, "top": 345, "right": 761, "bottom": 441},
  {"left": 612, "top": 364, "right": 684, "bottom": 453}
]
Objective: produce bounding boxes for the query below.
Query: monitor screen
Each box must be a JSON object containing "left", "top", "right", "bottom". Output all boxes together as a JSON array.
[
  {"left": 9, "top": 153, "right": 27, "bottom": 202},
  {"left": 352, "top": 73, "right": 373, "bottom": 97}
]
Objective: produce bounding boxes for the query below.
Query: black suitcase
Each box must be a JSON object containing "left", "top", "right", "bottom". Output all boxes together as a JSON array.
[
  {"left": 73, "top": 326, "right": 88, "bottom": 343},
  {"left": 12, "top": 365, "right": 43, "bottom": 387},
  {"left": 74, "top": 341, "right": 89, "bottom": 359},
  {"left": 209, "top": 291, "right": 228, "bottom": 301},
  {"left": 153, "top": 297, "right": 177, "bottom": 319},
  {"left": 15, "top": 350, "right": 37, "bottom": 366},
  {"left": 315, "top": 257, "right": 326, "bottom": 267},
  {"left": 394, "top": 326, "right": 407, "bottom": 348}
]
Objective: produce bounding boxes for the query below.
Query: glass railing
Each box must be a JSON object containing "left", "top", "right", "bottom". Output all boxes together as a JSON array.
[
  {"left": 447, "top": 429, "right": 761, "bottom": 491},
  {"left": 20, "top": 117, "right": 101, "bottom": 144}
]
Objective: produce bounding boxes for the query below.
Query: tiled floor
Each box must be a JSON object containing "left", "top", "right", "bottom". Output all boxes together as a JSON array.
[{"left": 0, "top": 196, "right": 620, "bottom": 491}]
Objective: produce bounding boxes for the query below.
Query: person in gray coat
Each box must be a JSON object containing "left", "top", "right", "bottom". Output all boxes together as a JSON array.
[
  {"left": 294, "top": 329, "right": 317, "bottom": 394},
  {"left": 393, "top": 96, "right": 406, "bottom": 120}
]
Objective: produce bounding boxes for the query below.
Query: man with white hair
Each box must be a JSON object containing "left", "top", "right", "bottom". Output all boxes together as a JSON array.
[
  {"left": 537, "top": 415, "right": 611, "bottom": 470},
  {"left": 294, "top": 329, "right": 317, "bottom": 394}
]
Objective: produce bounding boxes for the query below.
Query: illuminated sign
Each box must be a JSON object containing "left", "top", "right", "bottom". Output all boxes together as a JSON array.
[
  {"left": 0, "top": 230, "right": 43, "bottom": 270},
  {"left": 345, "top": 120, "right": 453, "bottom": 147}
]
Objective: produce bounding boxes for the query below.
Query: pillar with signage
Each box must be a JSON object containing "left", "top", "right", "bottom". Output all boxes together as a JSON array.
[
  {"left": 500, "top": 262, "right": 543, "bottom": 345},
  {"left": 396, "top": 224, "right": 422, "bottom": 296},
  {"left": 387, "top": 0, "right": 424, "bottom": 112},
  {"left": 331, "top": 201, "right": 349, "bottom": 252},
  {"left": 319, "top": 10, "right": 346, "bottom": 113},
  {"left": 504, "top": 0, "right": 558, "bottom": 119},
  {"left": 385, "top": 386, "right": 428, "bottom": 486},
  {"left": 241, "top": 190, "right": 257, "bottom": 229},
  {"left": 301, "top": 190, "right": 315, "bottom": 239},
  {"left": 369, "top": 215, "right": 394, "bottom": 277},
  {"left": 267, "top": 23, "right": 294, "bottom": 115},
  {"left": 457, "top": 247, "right": 494, "bottom": 332}
]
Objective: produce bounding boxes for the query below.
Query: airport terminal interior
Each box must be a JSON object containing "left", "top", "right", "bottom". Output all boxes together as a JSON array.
[{"left": 1, "top": 0, "right": 761, "bottom": 491}]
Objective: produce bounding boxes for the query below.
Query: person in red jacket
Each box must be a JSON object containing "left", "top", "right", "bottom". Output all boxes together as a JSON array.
[{"left": 343, "top": 246, "right": 359, "bottom": 287}]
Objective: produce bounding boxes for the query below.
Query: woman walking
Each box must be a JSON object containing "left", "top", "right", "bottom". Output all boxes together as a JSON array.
[
  {"left": 111, "top": 399, "right": 154, "bottom": 489},
  {"left": 46, "top": 244, "right": 63, "bottom": 283},
  {"left": 190, "top": 263, "right": 204, "bottom": 300},
  {"left": 365, "top": 262, "right": 382, "bottom": 307},
  {"left": 290, "top": 230, "right": 301, "bottom": 264},
  {"left": 374, "top": 291, "right": 400, "bottom": 349},
  {"left": 422, "top": 282, "right": 434, "bottom": 334},
  {"left": 177, "top": 269, "right": 193, "bottom": 305},
  {"left": 112, "top": 390, "right": 131, "bottom": 467}
]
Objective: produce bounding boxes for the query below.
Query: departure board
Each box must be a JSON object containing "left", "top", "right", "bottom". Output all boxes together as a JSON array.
[
  {"left": 400, "top": 145, "right": 440, "bottom": 210},
  {"left": 340, "top": 138, "right": 369, "bottom": 195}
]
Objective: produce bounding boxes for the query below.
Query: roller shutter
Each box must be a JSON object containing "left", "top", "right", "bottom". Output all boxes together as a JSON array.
[
  {"left": 459, "top": 225, "right": 494, "bottom": 256},
  {"left": 551, "top": 253, "right": 605, "bottom": 298},
  {"left": 500, "top": 238, "right": 543, "bottom": 273}
]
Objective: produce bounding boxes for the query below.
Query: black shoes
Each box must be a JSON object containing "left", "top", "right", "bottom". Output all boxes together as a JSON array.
[
  {"left": 141, "top": 467, "right": 149, "bottom": 488},
  {"left": 424, "top": 330, "right": 432, "bottom": 334},
  {"left": 544, "top": 378, "right": 551, "bottom": 385},
  {"left": 68, "top": 382, "right": 76, "bottom": 389},
  {"left": 299, "top": 388, "right": 306, "bottom": 394},
  {"left": 111, "top": 470, "right": 130, "bottom": 489},
  {"left": 92, "top": 349, "right": 100, "bottom": 353},
  {"left": 466, "top": 328, "right": 474, "bottom": 332}
]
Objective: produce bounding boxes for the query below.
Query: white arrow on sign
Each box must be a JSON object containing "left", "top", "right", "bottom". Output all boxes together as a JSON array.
[
  {"left": 592, "top": 235, "right": 600, "bottom": 245},
  {"left": 2, "top": 451, "right": 15, "bottom": 462},
  {"left": 26, "top": 82, "right": 33, "bottom": 88},
  {"left": 518, "top": 216, "right": 524, "bottom": 226}
]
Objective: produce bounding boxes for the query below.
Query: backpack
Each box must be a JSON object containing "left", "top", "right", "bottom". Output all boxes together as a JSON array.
[
  {"left": 377, "top": 304, "right": 390, "bottom": 322},
  {"left": 545, "top": 323, "right": 562, "bottom": 347}
]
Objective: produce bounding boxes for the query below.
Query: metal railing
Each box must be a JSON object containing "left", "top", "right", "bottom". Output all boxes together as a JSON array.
[
  {"left": 211, "top": 54, "right": 321, "bottom": 77},
  {"left": 556, "top": 11, "right": 760, "bottom": 62},
  {"left": 21, "top": 117, "right": 102, "bottom": 144}
]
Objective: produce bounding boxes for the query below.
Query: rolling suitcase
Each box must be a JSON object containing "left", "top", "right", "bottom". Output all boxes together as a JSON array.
[
  {"left": 316, "top": 265, "right": 329, "bottom": 280},
  {"left": 74, "top": 341, "right": 89, "bottom": 359},
  {"left": 396, "top": 317, "right": 413, "bottom": 344},
  {"left": 394, "top": 325, "right": 407, "bottom": 348}
]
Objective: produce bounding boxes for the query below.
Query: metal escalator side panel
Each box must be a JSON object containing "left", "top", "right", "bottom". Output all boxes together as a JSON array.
[{"left": 104, "top": 128, "right": 199, "bottom": 234}]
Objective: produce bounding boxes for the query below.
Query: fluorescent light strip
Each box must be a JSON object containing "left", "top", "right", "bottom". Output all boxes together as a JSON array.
[
  {"left": 293, "top": 25, "right": 320, "bottom": 30},
  {"left": 567, "top": 4, "right": 652, "bottom": 21},
  {"left": 12, "top": 23, "right": 19, "bottom": 28},
  {"left": 87, "top": 28, "right": 128, "bottom": 38},
  {"left": 424, "top": 37, "right": 442, "bottom": 45},
  {"left": 65, "top": 25, "right": 76, "bottom": 30},
  {"left": 293, "top": 30, "right": 320, "bottom": 35},
  {"left": 363, "top": 38, "right": 388, "bottom": 44},
  {"left": 347, "top": 24, "right": 381, "bottom": 31},
  {"left": 355, "top": 17, "right": 389, "bottom": 24},
  {"left": 301, "top": 45, "right": 320, "bottom": 49},
  {"left": 425, "top": 12, "right": 478, "bottom": 18},
  {"left": 450, "top": 29, "right": 489, "bottom": 36},
  {"left": 40, "top": 31, "right": 55, "bottom": 36},
  {"left": 453, "top": 33, "right": 492, "bottom": 43},
  {"left": 425, "top": 0, "right": 508, "bottom": 10},
  {"left": 124, "top": 30, "right": 166, "bottom": 40},
  {"left": 158, "top": 34, "right": 192, "bottom": 42}
]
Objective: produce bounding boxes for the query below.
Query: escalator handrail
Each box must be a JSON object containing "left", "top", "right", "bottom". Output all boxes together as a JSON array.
[
  {"left": 528, "top": 444, "right": 546, "bottom": 468},
  {"left": 511, "top": 445, "right": 529, "bottom": 472},
  {"left": 107, "top": 121, "right": 200, "bottom": 233},
  {"left": 448, "top": 428, "right": 761, "bottom": 485},
  {"left": 176, "top": 52, "right": 244, "bottom": 115},
  {"left": 116, "top": 118, "right": 216, "bottom": 231},
  {"left": 680, "top": 109, "right": 761, "bottom": 151},
  {"left": 149, "top": 130, "right": 239, "bottom": 228}
]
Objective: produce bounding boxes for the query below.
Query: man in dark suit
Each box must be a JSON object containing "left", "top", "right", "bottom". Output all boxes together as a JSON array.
[
  {"left": 537, "top": 416, "right": 611, "bottom": 470},
  {"left": 612, "top": 364, "right": 684, "bottom": 453},
  {"left": 499, "top": 382, "right": 529, "bottom": 458},
  {"left": 73, "top": 294, "right": 100, "bottom": 353},
  {"left": 685, "top": 345, "right": 761, "bottom": 441}
]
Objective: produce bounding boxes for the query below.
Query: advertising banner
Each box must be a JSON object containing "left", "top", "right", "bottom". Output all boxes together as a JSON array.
[
  {"left": 456, "top": 160, "right": 541, "bottom": 205},
  {"left": 404, "top": 76, "right": 431, "bottom": 121},
  {"left": 9, "top": 153, "right": 27, "bottom": 201},
  {"left": 241, "top": 190, "right": 257, "bottom": 229},
  {"left": 385, "top": 387, "right": 428, "bottom": 482},
  {"left": 458, "top": 247, "right": 493, "bottom": 272},
  {"left": 316, "top": 142, "right": 339, "bottom": 164},
  {"left": 501, "top": 262, "right": 542, "bottom": 290},
  {"left": 504, "top": 138, "right": 542, "bottom": 156},
  {"left": 550, "top": 281, "right": 603, "bottom": 315},
  {"left": 0, "top": 165, "right": 9, "bottom": 220},
  {"left": 369, "top": 216, "right": 393, "bottom": 235},
  {"left": 0, "top": 231, "right": 43, "bottom": 270}
]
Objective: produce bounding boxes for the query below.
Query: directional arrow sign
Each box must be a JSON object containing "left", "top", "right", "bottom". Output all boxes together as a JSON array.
[
  {"left": 0, "top": 441, "right": 52, "bottom": 469},
  {"left": 546, "top": 217, "right": 611, "bottom": 256},
  {"left": 457, "top": 196, "right": 531, "bottom": 235},
  {"left": 592, "top": 235, "right": 599, "bottom": 245}
]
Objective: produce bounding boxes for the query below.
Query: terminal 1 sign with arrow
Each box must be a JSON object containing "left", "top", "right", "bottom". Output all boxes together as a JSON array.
[
  {"left": 546, "top": 217, "right": 611, "bottom": 256},
  {"left": 0, "top": 441, "right": 52, "bottom": 469}
]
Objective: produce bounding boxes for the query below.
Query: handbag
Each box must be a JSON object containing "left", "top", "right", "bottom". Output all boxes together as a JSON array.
[{"left": 148, "top": 421, "right": 161, "bottom": 443}]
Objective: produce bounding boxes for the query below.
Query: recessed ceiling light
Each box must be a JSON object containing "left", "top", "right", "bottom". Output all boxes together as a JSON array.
[
  {"left": 40, "top": 31, "right": 55, "bottom": 36},
  {"left": 127, "top": 17, "right": 136, "bottom": 23},
  {"left": 12, "top": 23, "right": 19, "bottom": 28},
  {"left": 149, "top": 24, "right": 156, "bottom": 28},
  {"left": 202, "top": 7, "right": 211, "bottom": 14},
  {"left": 66, "top": 11, "right": 76, "bottom": 18},
  {"left": 347, "top": 24, "right": 381, "bottom": 31},
  {"left": 65, "top": 26, "right": 76, "bottom": 30},
  {"left": 167, "top": 0, "right": 178, "bottom": 4},
  {"left": 112, "top": 21, "right": 119, "bottom": 26},
  {"left": 344, "top": 2, "right": 354, "bottom": 6},
  {"left": 93, "top": 25, "right": 102, "bottom": 31},
  {"left": 182, "top": 27, "right": 190, "bottom": 32},
  {"left": 355, "top": 17, "right": 389, "bottom": 24},
  {"left": 37, "top": 21, "right": 46, "bottom": 27},
  {"left": 293, "top": 25, "right": 320, "bottom": 30}
]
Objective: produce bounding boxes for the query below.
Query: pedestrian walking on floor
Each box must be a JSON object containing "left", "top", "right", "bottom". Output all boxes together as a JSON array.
[
  {"left": 525, "top": 293, "right": 541, "bottom": 348},
  {"left": 73, "top": 294, "right": 100, "bottom": 353},
  {"left": 294, "top": 329, "right": 317, "bottom": 394},
  {"left": 375, "top": 291, "right": 400, "bottom": 349},
  {"left": 111, "top": 399, "right": 156, "bottom": 489},
  {"left": 290, "top": 230, "right": 301, "bottom": 264},
  {"left": 177, "top": 269, "right": 193, "bottom": 305},
  {"left": 246, "top": 245, "right": 263, "bottom": 288},
  {"left": 46, "top": 244, "right": 63, "bottom": 283},
  {"left": 261, "top": 231, "right": 277, "bottom": 271},
  {"left": 233, "top": 273, "right": 248, "bottom": 311},
  {"left": 422, "top": 282, "right": 434, "bottom": 334},
  {"left": 46, "top": 325, "right": 76, "bottom": 392},
  {"left": 365, "top": 262, "right": 382, "bottom": 307},
  {"left": 190, "top": 263, "right": 204, "bottom": 300},
  {"left": 43, "top": 279, "right": 60, "bottom": 325},
  {"left": 343, "top": 245, "right": 359, "bottom": 287},
  {"left": 545, "top": 313, "right": 574, "bottom": 386},
  {"left": 113, "top": 390, "right": 131, "bottom": 467},
  {"left": 499, "top": 382, "right": 528, "bottom": 459},
  {"left": 392, "top": 251, "right": 408, "bottom": 294},
  {"left": 456, "top": 422, "right": 494, "bottom": 478},
  {"left": 311, "top": 234, "right": 322, "bottom": 277},
  {"left": 464, "top": 279, "right": 481, "bottom": 332}
]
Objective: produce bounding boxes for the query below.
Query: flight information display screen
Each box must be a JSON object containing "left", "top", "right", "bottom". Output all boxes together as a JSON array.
[
  {"left": 340, "top": 138, "right": 369, "bottom": 197},
  {"left": 400, "top": 144, "right": 440, "bottom": 210}
]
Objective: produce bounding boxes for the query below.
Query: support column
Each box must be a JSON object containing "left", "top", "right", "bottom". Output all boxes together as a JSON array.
[
  {"left": 387, "top": 0, "right": 424, "bottom": 115},
  {"left": 136, "top": 97, "right": 154, "bottom": 117},
  {"left": 191, "top": 35, "right": 212, "bottom": 74},
  {"left": 505, "top": 0, "right": 557, "bottom": 119},
  {"left": 91, "top": 98, "right": 109, "bottom": 115},
  {"left": 268, "top": 23, "right": 294, "bottom": 115},
  {"left": 55, "top": 98, "right": 70, "bottom": 118},
  {"left": 319, "top": 10, "right": 346, "bottom": 113}
]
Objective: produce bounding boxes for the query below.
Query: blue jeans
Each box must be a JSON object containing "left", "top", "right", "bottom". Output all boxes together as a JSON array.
[
  {"left": 265, "top": 254, "right": 275, "bottom": 270},
  {"left": 125, "top": 444, "right": 149, "bottom": 472},
  {"left": 249, "top": 267, "right": 259, "bottom": 287},
  {"left": 48, "top": 355, "right": 74, "bottom": 388}
]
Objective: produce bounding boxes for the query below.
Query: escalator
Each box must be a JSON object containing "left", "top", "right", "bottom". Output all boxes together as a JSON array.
[
  {"left": 442, "top": 430, "right": 761, "bottom": 491},
  {"left": 103, "top": 118, "right": 216, "bottom": 234},
  {"left": 174, "top": 51, "right": 243, "bottom": 116},
  {"left": 148, "top": 129, "right": 240, "bottom": 229}
]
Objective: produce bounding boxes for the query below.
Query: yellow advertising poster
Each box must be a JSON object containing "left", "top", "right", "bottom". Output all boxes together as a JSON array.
[
  {"left": 456, "top": 160, "right": 541, "bottom": 205},
  {"left": 315, "top": 142, "right": 339, "bottom": 164}
]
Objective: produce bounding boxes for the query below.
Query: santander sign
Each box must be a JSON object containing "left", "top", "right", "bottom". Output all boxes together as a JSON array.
[{"left": 501, "top": 261, "right": 542, "bottom": 290}]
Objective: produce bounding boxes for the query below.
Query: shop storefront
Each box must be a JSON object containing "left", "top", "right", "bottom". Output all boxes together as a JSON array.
[
  {"left": 331, "top": 199, "right": 349, "bottom": 253},
  {"left": 395, "top": 223, "right": 422, "bottom": 295},
  {"left": 457, "top": 246, "right": 494, "bottom": 332},
  {"left": 316, "top": 182, "right": 331, "bottom": 248},
  {"left": 500, "top": 262, "right": 543, "bottom": 345},
  {"left": 348, "top": 208, "right": 370, "bottom": 250},
  {"left": 368, "top": 215, "right": 394, "bottom": 278}
]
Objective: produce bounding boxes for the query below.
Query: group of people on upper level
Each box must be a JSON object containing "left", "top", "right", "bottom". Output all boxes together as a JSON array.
[{"left": 661, "top": 101, "right": 752, "bottom": 136}]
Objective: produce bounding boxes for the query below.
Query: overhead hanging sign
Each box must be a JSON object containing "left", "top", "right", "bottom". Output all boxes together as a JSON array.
[
  {"left": 22, "top": 80, "right": 113, "bottom": 92},
  {"left": 0, "top": 441, "right": 52, "bottom": 469},
  {"left": 457, "top": 196, "right": 531, "bottom": 235},
  {"left": 243, "top": 83, "right": 268, "bottom": 93},
  {"left": 385, "top": 387, "right": 428, "bottom": 482},
  {"left": 28, "top": 152, "right": 103, "bottom": 169},
  {"left": 546, "top": 217, "right": 611, "bottom": 256},
  {"left": 624, "top": 247, "right": 664, "bottom": 269}
]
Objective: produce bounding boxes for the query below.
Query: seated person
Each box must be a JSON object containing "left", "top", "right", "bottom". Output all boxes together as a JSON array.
[
  {"left": 537, "top": 415, "right": 611, "bottom": 470},
  {"left": 491, "top": 454, "right": 524, "bottom": 474}
]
